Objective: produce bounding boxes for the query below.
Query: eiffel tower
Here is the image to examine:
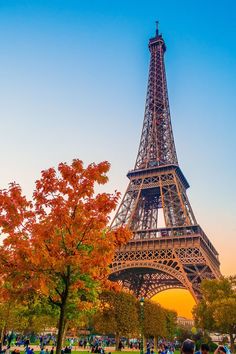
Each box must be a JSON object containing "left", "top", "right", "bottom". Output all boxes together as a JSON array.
[{"left": 109, "top": 23, "right": 221, "bottom": 301}]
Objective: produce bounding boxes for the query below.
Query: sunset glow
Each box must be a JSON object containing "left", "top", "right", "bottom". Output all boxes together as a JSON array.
[{"left": 152, "top": 289, "right": 196, "bottom": 319}]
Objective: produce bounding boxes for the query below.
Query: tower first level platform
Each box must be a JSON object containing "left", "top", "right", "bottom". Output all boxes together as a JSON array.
[{"left": 110, "top": 228, "right": 220, "bottom": 301}]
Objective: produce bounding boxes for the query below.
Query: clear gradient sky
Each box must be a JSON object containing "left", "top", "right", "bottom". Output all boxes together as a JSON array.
[{"left": 0, "top": 0, "right": 235, "bottom": 318}]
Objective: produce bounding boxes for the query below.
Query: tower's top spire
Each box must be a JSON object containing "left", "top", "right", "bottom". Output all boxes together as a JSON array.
[
  {"left": 136, "top": 22, "right": 176, "bottom": 169},
  {"left": 149, "top": 21, "right": 166, "bottom": 51},
  {"left": 155, "top": 21, "right": 159, "bottom": 36}
]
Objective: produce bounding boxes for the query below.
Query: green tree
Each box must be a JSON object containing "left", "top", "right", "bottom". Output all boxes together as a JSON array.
[
  {"left": 175, "top": 326, "right": 193, "bottom": 344},
  {"left": 93, "top": 290, "right": 139, "bottom": 349},
  {"left": 0, "top": 300, "right": 27, "bottom": 344},
  {"left": 0, "top": 289, "right": 59, "bottom": 343},
  {"left": 164, "top": 309, "right": 177, "bottom": 340},
  {"left": 20, "top": 294, "right": 59, "bottom": 334},
  {"left": 143, "top": 301, "right": 167, "bottom": 339},
  {"left": 193, "top": 277, "right": 236, "bottom": 352}
]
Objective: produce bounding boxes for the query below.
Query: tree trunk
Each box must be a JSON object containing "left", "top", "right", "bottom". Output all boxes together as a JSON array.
[
  {"left": 1, "top": 302, "right": 10, "bottom": 347},
  {"left": 229, "top": 333, "right": 235, "bottom": 353},
  {"left": 61, "top": 319, "right": 69, "bottom": 347},
  {"left": 56, "top": 297, "right": 68, "bottom": 354},
  {"left": 154, "top": 337, "right": 158, "bottom": 352},
  {"left": 0, "top": 325, "right": 5, "bottom": 347},
  {"left": 115, "top": 333, "right": 120, "bottom": 351},
  {"left": 56, "top": 267, "right": 71, "bottom": 354},
  {"left": 143, "top": 336, "right": 147, "bottom": 353}
]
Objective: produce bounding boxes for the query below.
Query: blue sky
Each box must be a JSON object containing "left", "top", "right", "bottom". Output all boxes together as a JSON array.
[{"left": 0, "top": 0, "right": 235, "bottom": 275}]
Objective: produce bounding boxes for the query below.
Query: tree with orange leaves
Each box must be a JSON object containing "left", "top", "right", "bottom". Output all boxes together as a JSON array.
[{"left": 0, "top": 159, "right": 131, "bottom": 354}]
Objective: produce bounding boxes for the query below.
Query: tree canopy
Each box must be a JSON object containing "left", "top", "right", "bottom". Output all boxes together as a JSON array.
[
  {"left": 0, "top": 159, "right": 131, "bottom": 354},
  {"left": 193, "top": 277, "right": 236, "bottom": 352},
  {"left": 94, "top": 290, "right": 139, "bottom": 349},
  {"left": 143, "top": 301, "right": 168, "bottom": 338},
  {"left": 93, "top": 290, "right": 177, "bottom": 349}
]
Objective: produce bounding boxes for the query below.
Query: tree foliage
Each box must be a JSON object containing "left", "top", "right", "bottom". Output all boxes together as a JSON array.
[
  {"left": 0, "top": 290, "right": 58, "bottom": 342},
  {"left": 193, "top": 277, "right": 236, "bottom": 352},
  {"left": 164, "top": 309, "right": 177, "bottom": 340},
  {"left": 143, "top": 301, "right": 168, "bottom": 338},
  {"left": 93, "top": 290, "right": 139, "bottom": 348},
  {"left": 0, "top": 159, "right": 131, "bottom": 354},
  {"left": 93, "top": 290, "right": 177, "bottom": 348}
]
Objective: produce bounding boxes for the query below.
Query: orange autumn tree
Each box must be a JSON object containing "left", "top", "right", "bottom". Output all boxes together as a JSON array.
[{"left": 0, "top": 159, "right": 131, "bottom": 354}]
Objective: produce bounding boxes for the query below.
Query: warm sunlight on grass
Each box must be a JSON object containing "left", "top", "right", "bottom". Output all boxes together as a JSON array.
[{"left": 152, "top": 289, "right": 196, "bottom": 319}]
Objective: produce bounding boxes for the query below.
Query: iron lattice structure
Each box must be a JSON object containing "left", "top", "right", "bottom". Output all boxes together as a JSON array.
[{"left": 109, "top": 24, "right": 221, "bottom": 301}]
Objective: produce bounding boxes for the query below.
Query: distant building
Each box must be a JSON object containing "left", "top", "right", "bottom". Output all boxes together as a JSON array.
[
  {"left": 177, "top": 316, "right": 194, "bottom": 328},
  {"left": 210, "top": 333, "right": 230, "bottom": 343}
]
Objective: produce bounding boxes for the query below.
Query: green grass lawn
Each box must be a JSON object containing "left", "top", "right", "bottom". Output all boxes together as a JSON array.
[
  {"left": 21, "top": 348, "right": 183, "bottom": 354},
  {"left": 32, "top": 352, "right": 141, "bottom": 354}
]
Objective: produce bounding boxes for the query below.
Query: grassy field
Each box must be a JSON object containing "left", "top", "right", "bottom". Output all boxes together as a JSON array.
[
  {"left": 31, "top": 352, "right": 175, "bottom": 354},
  {"left": 14, "top": 352, "right": 139, "bottom": 354},
  {"left": 29, "top": 351, "right": 142, "bottom": 354},
  {"left": 15, "top": 347, "right": 180, "bottom": 354}
]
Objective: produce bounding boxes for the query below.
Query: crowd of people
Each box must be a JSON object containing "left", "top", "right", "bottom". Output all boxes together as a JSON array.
[
  {"left": 0, "top": 334, "right": 232, "bottom": 354},
  {"left": 180, "top": 340, "right": 231, "bottom": 354}
]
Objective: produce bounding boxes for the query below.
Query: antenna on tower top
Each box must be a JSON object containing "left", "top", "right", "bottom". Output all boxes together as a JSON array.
[{"left": 155, "top": 21, "right": 159, "bottom": 36}]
